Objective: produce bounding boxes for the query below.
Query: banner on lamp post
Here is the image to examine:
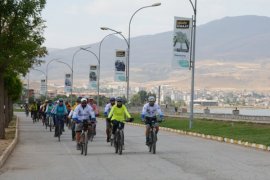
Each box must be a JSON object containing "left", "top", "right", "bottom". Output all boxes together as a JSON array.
[
  {"left": 172, "top": 17, "right": 192, "bottom": 69},
  {"left": 40, "top": 79, "right": 46, "bottom": 95},
  {"left": 114, "top": 50, "right": 126, "bottom": 82},
  {"left": 64, "top": 73, "right": 72, "bottom": 93},
  {"left": 89, "top": 65, "right": 98, "bottom": 89}
]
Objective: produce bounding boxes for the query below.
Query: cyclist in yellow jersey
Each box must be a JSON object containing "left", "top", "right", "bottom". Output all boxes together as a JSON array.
[{"left": 108, "top": 97, "right": 132, "bottom": 148}]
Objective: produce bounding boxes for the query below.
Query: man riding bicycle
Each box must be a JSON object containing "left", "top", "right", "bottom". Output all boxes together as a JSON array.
[
  {"left": 104, "top": 97, "right": 116, "bottom": 142},
  {"left": 108, "top": 97, "right": 132, "bottom": 149},
  {"left": 52, "top": 98, "right": 68, "bottom": 137},
  {"left": 72, "top": 98, "right": 95, "bottom": 150},
  {"left": 141, "top": 96, "right": 164, "bottom": 145}
]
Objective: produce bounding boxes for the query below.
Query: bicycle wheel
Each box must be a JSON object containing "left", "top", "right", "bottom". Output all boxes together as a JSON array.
[
  {"left": 118, "top": 130, "right": 124, "bottom": 155},
  {"left": 110, "top": 129, "right": 113, "bottom": 146},
  {"left": 49, "top": 117, "right": 52, "bottom": 132},
  {"left": 58, "top": 124, "right": 61, "bottom": 142},
  {"left": 89, "top": 125, "right": 94, "bottom": 142},
  {"left": 81, "top": 133, "right": 85, "bottom": 155},
  {"left": 152, "top": 130, "right": 157, "bottom": 154},
  {"left": 114, "top": 132, "right": 118, "bottom": 154},
  {"left": 148, "top": 131, "right": 152, "bottom": 152},
  {"left": 84, "top": 131, "right": 88, "bottom": 156}
]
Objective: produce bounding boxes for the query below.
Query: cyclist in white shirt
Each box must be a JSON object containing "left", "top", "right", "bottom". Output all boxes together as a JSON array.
[
  {"left": 72, "top": 98, "right": 95, "bottom": 150},
  {"left": 141, "top": 96, "right": 164, "bottom": 145}
]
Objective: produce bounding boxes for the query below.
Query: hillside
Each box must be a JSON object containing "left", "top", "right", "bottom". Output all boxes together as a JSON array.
[{"left": 29, "top": 15, "right": 270, "bottom": 91}]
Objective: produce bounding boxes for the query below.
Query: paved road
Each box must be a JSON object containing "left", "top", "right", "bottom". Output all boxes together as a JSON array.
[{"left": 1, "top": 112, "right": 270, "bottom": 180}]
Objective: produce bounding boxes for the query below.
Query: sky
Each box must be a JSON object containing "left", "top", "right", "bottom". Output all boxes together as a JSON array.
[{"left": 42, "top": 0, "right": 270, "bottom": 49}]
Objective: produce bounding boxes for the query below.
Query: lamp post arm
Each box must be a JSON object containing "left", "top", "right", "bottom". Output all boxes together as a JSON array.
[
  {"left": 80, "top": 48, "right": 99, "bottom": 64},
  {"left": 32, "top": 68, "right": 46, "bottom": 77},
  {"left": 56, "top": 60, "right": 72, "bottom": 73},
  {"left": 188, "top": 0, "right": 196, "bottom": 13},
  {"left": 98, "top": 32, "right": 119, "bottom": 61}
]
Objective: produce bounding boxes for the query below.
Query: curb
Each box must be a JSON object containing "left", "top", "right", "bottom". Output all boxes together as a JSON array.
[
  {"left": 127, "top": 122, "right": 270, "bottom": 152},
  {"left": 0, "top": 116, "right": 19, "bottom": 168}
]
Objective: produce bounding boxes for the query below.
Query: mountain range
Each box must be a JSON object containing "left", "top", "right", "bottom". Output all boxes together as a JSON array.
[{"left": 31, "top": 15, "right": 270, "bottom": 91}]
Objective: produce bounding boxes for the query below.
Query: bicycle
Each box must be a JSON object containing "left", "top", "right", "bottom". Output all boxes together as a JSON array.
[
  {"left": 88, "top": 121, "right": 96, "bottom": 142},
  {"left": 145, "top": 117, "right": 163, "bottom": 154},
  {"left": 112, "top": 118, "right": 133, "bottom": 155},
  {"left": 32, "top": 111, "right": 37, "bottom": 123},
  {"left": 55, "top": 115, "right": 64, "bottom": 142},
  {"left": 80, "top": 120, "right": 89, "bottom": 156}
]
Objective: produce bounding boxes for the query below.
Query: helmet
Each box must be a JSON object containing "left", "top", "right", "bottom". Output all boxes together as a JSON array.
[
  {"left": 88, "top": 96, "right": 94, "bottom": 100},
  {"left": 59, "top": 98, "right": 64, "bottom": 102},
  {"left": 148, "top": 96, "right": 155, "bottom": 102},
  {"left": 81, "top": 98, "right": 87, "bottom": 102},
  {"left": 110, "top": 97, "right": 115, "bottom": 102},
  {"left": 116, "top": 97, "right": 122, "bottom": 102}
]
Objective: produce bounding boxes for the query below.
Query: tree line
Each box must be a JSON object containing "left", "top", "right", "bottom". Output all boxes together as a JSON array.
[{"left": 0, "top": 0, "right": 47, "bottom": 139}]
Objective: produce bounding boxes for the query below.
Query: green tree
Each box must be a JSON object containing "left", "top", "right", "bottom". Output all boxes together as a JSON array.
[
  {"left": 130, "top": 94, "right": 141, "bottom": 106},
  {"left": 138, "top": 90, "right": 147, "bottom": 104},
  {"left": 0, "top": 0, "right": 47, "bottom": 138}
]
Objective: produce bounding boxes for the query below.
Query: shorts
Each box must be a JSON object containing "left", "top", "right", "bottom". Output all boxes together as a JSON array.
[
  {"left": 75, "top": 120, "right": 90, "bottom": 132},
  {"left": 145, "top": 117, "right": 159, "bottom": 128}
]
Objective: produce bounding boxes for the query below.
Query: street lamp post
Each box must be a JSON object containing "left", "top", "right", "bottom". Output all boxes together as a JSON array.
[
  {"left": 71, "top": 46, "right": 91, "bottom": 105},
  {"left": 45, "top": 58, "right": 61, "bottom": 100},
  {"left": 187, "top": 0, "right": 197, "bottom": 129},
  {"left": 98, "top": 32, "right": 121, "bottom": 105},
  {"left": 80, "top": 48, "right": 100, "bottom": 106},
  {"left": 126, "top": 2, "right": 161, "bottom": 103},
  {"left": 101, "top": 3, "right": 161, "bottom": 103}
]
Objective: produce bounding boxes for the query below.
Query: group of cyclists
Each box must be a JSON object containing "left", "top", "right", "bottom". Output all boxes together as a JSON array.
[{"left": 24, "top": 95, "right": 164, "bottom": 152}]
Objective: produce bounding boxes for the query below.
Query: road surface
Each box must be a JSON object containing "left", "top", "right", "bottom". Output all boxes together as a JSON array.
[{"left": 0, "top": 112, "right": 270, "bottom": 180}]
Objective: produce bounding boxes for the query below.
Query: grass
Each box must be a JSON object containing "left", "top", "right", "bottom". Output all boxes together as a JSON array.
[
  {"left": 13, "top": 108, "right": 25, "bottom": 112},
  {"left": 130, "top": 113, "right": 270, "bottom": 146}
]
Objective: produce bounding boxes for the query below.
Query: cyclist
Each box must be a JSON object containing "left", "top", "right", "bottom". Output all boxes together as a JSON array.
[
  {"left": 72, "top": 98, "right": 95, "bottom": 150},
  {"left": 68, "top": 97, "right": 82, "bottom": 141},
  {"left": 52, "top": 98, "right": 68, "bottom": 137},
  {"left": 88, "top": 97, "right": 99, "bottom": 116},
  {"left": 141, "top": 96, "right": 164, "bottom": 145},
  {"left": 108, "top": 97, "right": 132, "bottom": 149},
  {"left": 104, "top": 97, "right": 115, "bottom": 142},
  {"left": 30, "top": 101, "right": 38, "bottom": 121},
  {"left": 65, "top": 101, "right": 72, "bottom": 128},
  {"left": 87, "top": 97, "right": 99, "bottom": 136},
  {"left": 45, "top": 100, "right": 54, "bottom": 127}
]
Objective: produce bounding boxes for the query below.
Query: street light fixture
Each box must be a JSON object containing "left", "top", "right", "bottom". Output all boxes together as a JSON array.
[
  {"left": 80, "top": 48, "right": 100, "bottom": 106},
  {"left": 100, "top": 27, "right": 128, "bottom": 46}
]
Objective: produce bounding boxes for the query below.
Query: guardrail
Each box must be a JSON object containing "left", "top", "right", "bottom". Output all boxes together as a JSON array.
[{"left": 127, "top": 106, "right": 270, "bottom": 124}]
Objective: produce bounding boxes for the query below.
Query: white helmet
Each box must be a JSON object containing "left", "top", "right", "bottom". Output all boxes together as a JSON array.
[
  {"left": 148, "top": 96, "right": 155, "bottom": 102},
  {"left": 81, "top": 98, "right": 87, "bottom": 102}
]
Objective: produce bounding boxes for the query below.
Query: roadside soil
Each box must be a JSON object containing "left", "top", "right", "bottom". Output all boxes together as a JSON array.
[{"left": 0, "top": 119, "right": 16, "bottom": 157}]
